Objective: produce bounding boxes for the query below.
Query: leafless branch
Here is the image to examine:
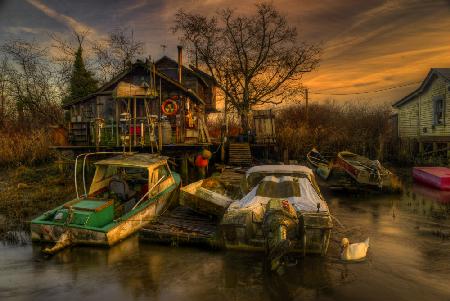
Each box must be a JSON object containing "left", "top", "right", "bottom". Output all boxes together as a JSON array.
[{"left": 173, "top": 2, "right": 321, "bottom": 132}]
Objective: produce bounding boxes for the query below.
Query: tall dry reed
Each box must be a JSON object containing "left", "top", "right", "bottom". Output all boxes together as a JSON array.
[
  {"left": 276, "top": 102, "right": 395, "bottom": 161},
  {"left": 0, "top": 129, "right": 55, "bottom": 166}
]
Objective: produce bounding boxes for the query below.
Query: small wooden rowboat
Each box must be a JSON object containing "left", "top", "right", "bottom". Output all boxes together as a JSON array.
[
  {"left": 335, "top": 151, "right": 393, "bottom": 188},
  {"left": 413, "top": 167, "right": 450, "bottom": 191},
  {"left": 306, "top": 148, "right": 329, "bottom": 168},
  {"left": 179, "top": 178, "right": 234, "bottom": 216},
  {"left": 31, "top": 153, "right": 181, "bottom": 253},
  {"left": 306, "top": 148, "right": 332, "bottom": 180}
]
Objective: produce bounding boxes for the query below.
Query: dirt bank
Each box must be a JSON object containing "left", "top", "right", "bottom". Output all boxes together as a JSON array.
[{"left": 0, "top": 164, "right": 75, "bottom": 243}]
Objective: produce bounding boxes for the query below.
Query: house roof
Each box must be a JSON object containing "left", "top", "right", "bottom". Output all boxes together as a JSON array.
[
  {"left": 62, "top": 60, "right": 206, "bottom": 109},
  {"left": 155, "top": 56, "right": 214, "bottom": 87},
  {"left": 392, "top": 68, "right": 450, "bottom": 108}
]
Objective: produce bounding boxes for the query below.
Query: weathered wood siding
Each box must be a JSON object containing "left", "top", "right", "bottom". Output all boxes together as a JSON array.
[
  {"left": 155, "top": 57, "right": 217, "bottom": 112},
  {"left": 419, "top": 76, "right": 449, "bottom": 136},
  {"left": 398, "top": 99, "right": 419, "bottom": 137},
  {"left": 398, "top": 75, "right": 449, "bottom": 139}
]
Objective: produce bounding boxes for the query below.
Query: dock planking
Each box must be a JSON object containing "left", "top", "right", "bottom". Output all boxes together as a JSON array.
[{"left": 140, "top": 206, "right": 219, "bottom": 247}]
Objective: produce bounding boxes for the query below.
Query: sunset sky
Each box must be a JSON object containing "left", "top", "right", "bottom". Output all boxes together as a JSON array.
[{"left": 0, "top": 0, "right": 449, "bottom": 105}]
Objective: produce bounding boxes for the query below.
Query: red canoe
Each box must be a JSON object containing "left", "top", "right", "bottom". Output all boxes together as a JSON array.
[{"left": 412, "top": 167, "right": 450, "bottom": 190}]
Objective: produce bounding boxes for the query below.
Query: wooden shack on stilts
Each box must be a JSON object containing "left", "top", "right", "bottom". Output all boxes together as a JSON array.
[{"left": 57, "top": 46, "right": 217, "bottom": 183}]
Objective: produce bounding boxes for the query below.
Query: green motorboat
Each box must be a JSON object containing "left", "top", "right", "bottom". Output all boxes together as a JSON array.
[{"left": 31, "top": 153, "right": 180, "bottom": 253}]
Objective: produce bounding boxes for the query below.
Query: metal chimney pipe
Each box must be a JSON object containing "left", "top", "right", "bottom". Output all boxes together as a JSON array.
[{"left": 177, "top": 45, "right": 183, "bottom": 83}]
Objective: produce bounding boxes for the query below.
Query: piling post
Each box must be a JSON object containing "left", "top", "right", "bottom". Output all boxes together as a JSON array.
[
  {"left": 433, "top": 142, "right": 438, "bottom": 163},
  {"left": 283, "top": 148, "right": 289, "bottom": 165},
  {"left": 446, "top": 142, "right": 450, "bottom": 166},
  {"left": 181, "top": 155, "right": 189, "bottom": 184},
  {"left": 419, "top": 142, "right": 424, "bottom": 163}
]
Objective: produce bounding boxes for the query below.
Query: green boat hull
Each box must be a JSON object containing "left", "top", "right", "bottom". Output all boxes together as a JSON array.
[{"left": 31, "top": 173, "right": 180, "bottom": 247}]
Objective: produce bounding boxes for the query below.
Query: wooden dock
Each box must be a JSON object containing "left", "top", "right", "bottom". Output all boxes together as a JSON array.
[
  {"left": 139, "top": 206, "right": 220, "bottom": 247},
  {"left": 140, "top": 167, "right": 247, "bottom": 247}
]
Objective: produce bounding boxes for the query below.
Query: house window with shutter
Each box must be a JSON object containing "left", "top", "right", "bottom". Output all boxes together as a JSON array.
[{"left": 433, "top": 96, "right": 444, "bottom": 125}]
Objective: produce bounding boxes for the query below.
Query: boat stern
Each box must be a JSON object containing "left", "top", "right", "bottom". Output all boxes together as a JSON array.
[
  {"left": 30, "top": 222, "right": 110, "bottom": 245},
  {"left": 298, "top": 211, "right": 333, "bottom": 255},
  {"left": 30, "top": 198, "right": 116, "bottom": 246}
]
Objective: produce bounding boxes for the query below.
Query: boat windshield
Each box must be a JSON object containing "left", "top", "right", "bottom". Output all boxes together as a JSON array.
[
  {"left": 94, "top": 166, "right": 148, "bottom": 182},
  {"left": 255, "top": 178, "right": 301, "bottom": 198},
  {"left": 90, "top": 165, "right": 149, "bottom": 200},
  {"left": 248, "top": 172, "right": 308, "bottom": 190}
]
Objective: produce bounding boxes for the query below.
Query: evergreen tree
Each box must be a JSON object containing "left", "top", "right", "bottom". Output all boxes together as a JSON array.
[{"left": 66, "top": 46, "right": 97, "bottom": 104}]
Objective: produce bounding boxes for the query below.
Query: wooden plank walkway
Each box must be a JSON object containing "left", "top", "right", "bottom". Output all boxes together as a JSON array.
[
  {"left": 140, "top": 167, "right": 248, "bottom": 247},
  {"left": 140, "top": 206, "right": 219, "bottom": 247}
]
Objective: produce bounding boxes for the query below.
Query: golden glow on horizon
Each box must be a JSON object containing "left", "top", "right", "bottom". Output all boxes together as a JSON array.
[{"left": 2, "top": 0, "right": 449, "bottom": 104}]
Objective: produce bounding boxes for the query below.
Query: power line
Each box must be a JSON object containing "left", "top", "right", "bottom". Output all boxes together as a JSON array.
[{"left": 310, "top": 81, "right": 421, "bottom": 96}]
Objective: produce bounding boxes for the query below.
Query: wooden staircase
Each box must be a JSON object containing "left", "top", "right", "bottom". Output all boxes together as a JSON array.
[{"left": 228, "top": 143, "right": 252, "bottom": 166}]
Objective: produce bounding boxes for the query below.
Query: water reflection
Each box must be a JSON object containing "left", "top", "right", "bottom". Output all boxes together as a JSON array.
[
  {"left": 1, "top": 237, "right": 343, "bottom": 301},
  {"left": 1, "top": 180, "right": 450, "bottom": 301}
]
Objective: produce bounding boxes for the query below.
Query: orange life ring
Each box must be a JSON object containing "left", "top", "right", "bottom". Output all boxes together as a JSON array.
[{"left": 161, "top": 97, "right": 179, "bottom": 116}]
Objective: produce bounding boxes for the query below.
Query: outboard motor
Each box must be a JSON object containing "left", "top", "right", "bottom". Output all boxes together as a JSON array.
[{"left": 262, "top": 199, "right": 298, "bottom": 270}]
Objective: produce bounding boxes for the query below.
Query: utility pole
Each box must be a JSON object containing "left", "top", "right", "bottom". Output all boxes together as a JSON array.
[
  {"left": 225, "top": 79, "right": 229, "bottom": 137},
  {"left": 221, "top": 78, "right": 229, "bottom": 162},
  {"left": 305, "top": 88, "right": 309, "bottom": 123},
  {"left": 195, "top": 46, "right": 198, "bottom": 68},
  {"left": 160, "top": 44, "right": 167, "bottom": 55}
]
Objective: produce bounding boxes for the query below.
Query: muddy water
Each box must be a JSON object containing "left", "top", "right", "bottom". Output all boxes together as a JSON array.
[{"left": 1, "top": 182, "right": 450, "bottom": 301}]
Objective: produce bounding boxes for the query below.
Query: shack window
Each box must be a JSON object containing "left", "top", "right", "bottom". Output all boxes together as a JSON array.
[{"left": 433, "top": 96, "right": 444, "bottom": 125}]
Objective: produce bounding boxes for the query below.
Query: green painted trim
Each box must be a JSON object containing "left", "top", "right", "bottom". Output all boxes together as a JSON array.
[{"left": 31, "top": 172, "right": 181, "bottom": 233}]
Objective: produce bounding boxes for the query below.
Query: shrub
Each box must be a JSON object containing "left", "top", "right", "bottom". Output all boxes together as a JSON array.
[
  {"left": 0, "top": 129, "right": 55, "bottom": 167},
  {"left": 276, "top": 102, "right": 394, "bottom": 161}
]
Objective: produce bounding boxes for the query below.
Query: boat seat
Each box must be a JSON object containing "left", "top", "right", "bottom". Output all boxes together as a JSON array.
[{"left": 109, "top": 176, "right": 135, "bottom": 201}]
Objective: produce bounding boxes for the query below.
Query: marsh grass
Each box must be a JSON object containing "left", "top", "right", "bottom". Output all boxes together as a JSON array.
[
  {"left": 0, "top": 164, "right": 75, "bottom": 244},
  {"left": 275, "top": 102, "right": 394, "bottom": 162},
  {"left": 0, "top": 129, "right": 56, "bottom": 167}
]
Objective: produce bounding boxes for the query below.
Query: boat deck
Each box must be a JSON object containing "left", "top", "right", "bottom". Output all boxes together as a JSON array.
[{"left": 139, "top": 206, "right": 219, "bottom": 247}]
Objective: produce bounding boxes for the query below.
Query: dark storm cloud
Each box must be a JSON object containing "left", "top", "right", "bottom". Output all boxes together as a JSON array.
[{"left": 0, "top": 0, "right": 449, "bottom": 104}]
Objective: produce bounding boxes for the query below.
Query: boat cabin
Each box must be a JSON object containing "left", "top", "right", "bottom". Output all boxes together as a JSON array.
[{"left": 87, "top": 154, "right": 176, "bottom": 215}]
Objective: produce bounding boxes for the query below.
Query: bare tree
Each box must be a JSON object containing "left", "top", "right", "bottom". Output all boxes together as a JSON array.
[
  {"left": 1, "top": 39, "right": 63, "bottom": 126},
  {"left": 173, "top": 2, "right": 320, "bottom": 133},
  {"left": 0, "top": 57, "right": 9, "bottom": 126},
  {"left": 92, "top": 28, "right": 144, "bottom": 83}
]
